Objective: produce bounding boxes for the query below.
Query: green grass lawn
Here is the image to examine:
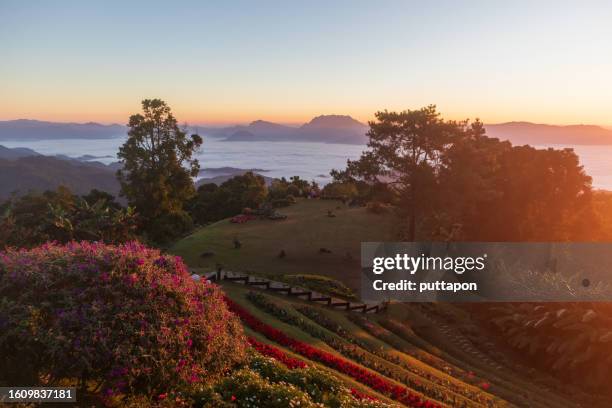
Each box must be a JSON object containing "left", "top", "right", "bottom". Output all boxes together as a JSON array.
[{"left": 170, "top": 198, "right": 399, "bottom": 291}]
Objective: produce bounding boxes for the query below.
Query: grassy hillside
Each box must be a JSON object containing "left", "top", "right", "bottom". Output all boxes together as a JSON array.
[
  {"left": 168, "top": 198, "right": 612, "bottom": 407},
  {"left": 171, "top": 198, "right": 399, "bottom": 291}
]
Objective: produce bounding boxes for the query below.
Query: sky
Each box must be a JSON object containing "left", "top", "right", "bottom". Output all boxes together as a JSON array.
[{"left": 1, "top": 0, "right": 612, "bottom": 126}]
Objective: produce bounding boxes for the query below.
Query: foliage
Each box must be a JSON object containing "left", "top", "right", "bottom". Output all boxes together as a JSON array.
[
  {"left": 187, "top": 353, "right": 394, "bottom": 407},
  {"left": 482, "top": 303, "right": 612, "bottom": 393},
  {"left": 188, "top": 172, "right": 267, "bottom": 224},
  {"left": 269, "top": 176, "right": 319, "bottom": 200},
  {"left": 117, "top": 99, "right": 202, "bottom": 242},
  {"left": 321, "top": 182, "right": 359, "bottom": 200},
  {"left": 244, "top": 354, "right": 394, "bottom": 407},
  {"left": 0, "top": 242, "right": 247, "bottom": 399},
  {"left": 216, "top": 367, "right": 320, "bottom": 407},
  {"left": 332, "top": 106, "right": 465, "bottom": 239},
  {"left": 0, "top": 186, "right": 137, "bottom": 248},
  {"left": 332, "top": 105, "right": 596, "bottom": 241},
  {"left": 440, "top": 137, "right": 595, "bottom": 241}
]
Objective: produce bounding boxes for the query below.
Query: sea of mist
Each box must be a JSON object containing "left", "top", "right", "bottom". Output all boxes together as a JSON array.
[{"left": 1, "top": 137, "right": 611, "bottom": 189}]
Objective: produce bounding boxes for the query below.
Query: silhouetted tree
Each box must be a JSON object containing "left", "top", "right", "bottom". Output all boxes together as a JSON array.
[
  {"left": 333, "top": 105, "right": 598, "bottom": 241},
  {"left": 333, "top": 105, "right": 465, "bottom": 239}
]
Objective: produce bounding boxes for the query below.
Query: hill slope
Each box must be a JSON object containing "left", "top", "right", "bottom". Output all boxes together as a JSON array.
[
  {"left": 171, "top": 198, "right": 612, "bottom": 407},
  {"left": 171, "top": 199, "right": 399, "bottom": 291},
  {"left": 218, "top": 280, "right": 602, "bottom": 407},
  {"left": 0, "top": 156, "right": 120, "bottom": 198}
]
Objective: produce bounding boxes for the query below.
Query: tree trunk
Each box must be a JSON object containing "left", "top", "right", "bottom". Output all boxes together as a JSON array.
[{"left": 408, "top": 213, "right": 416, "bottom": 241}]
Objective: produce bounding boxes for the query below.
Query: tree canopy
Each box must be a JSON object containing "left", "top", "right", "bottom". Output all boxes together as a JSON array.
[
  {"left": 333, "top": 105, "right": 596, "bottom": 241},
  {"left": 117, "top": 99, "right": 202, "bottom": 242}
]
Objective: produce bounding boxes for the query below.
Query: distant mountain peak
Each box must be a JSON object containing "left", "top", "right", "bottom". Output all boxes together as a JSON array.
[
  {"left": 247, "top": 120, "right": 292, "bottom": 130},
  {"left": 303, "top": 115, "right": 365, "bottom": 128}
]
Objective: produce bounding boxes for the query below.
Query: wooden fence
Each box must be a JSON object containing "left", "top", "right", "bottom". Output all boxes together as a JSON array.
[{"left": 203, "top": 270, "right": 385, "bottom": 314}]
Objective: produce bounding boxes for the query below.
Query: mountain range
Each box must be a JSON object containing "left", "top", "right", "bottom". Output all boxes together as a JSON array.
[
  {"left": 3, "top": 117, "right": 612, "bottom": 146},
  {"left": 201, "top": 115, "right": 370, "bottom": 145},
  {"left": 0, "top": 145, "right": 271, "bottom": 199},
  {"left": 204, "top": 118, "right": 612, "bottom": 146},
  {"left": 484, "top": 122, "right": 612, "bottom": 145},
  {"left": 0, "top": 119, "right": 126, "bottom": 141}
]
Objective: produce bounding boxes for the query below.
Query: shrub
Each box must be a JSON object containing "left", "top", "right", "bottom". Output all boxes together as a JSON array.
[
  {"left": 146, "top": 210, "right": 194, "bottom": 243},
  {"left": 321, "top": 182, "right": 358, "bottom": 200},
  {"left": 247, "top": 354, "right": 393, "bottom": 407},
  {"left": 0, "top": 242, "right": 247, "bottom": 399},
  {"left": 286, "top": 184, "right": 301, "bottom": 197},
  {"left": 216, "top": 368, "right": 319, "bottom": 407}
]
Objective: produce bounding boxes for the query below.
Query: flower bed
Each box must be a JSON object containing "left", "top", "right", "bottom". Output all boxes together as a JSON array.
[
  {"left": 224, "top": 295, "right": 442, "bottom": 408},
  {"left": 247, "top": 292, "right": 464, "bottom": 405},
  {"left": 214, "top": 355, "right": 395, "bottom": 408},
  {"left": 248, "top": 337, "right": 307, "bottom": 369},
  {"left": 345, "top": 313, "right": 493, "bottom": 400},
  {"left": 302, "top": 306, "right": 492, "bottom": 403}
]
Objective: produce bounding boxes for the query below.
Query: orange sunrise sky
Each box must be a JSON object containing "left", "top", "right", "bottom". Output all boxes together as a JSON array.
[{"left": 2, "top": 1, "right": 612, "bottom": 126}]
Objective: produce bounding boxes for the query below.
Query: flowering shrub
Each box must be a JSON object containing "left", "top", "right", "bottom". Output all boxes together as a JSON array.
[
  {"left": 224, "top": 296, "right": 442, "bottom": 408},
  {"left": 216, "top": 368, "right": 319, "bottom": 408},
  {"left": 246, "top": 354, "right": 394, "bottom": 408},
  {"left": 0, "top": 242, "right": 247, "bottom": 398}
]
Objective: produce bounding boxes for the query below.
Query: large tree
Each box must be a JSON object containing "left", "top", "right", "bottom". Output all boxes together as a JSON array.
[
  {"left": 117, "top": 99, "right": 202, "bottom": 241},
  {"left": 334, "top": 105, "right": 596, "bottom": 241},
  {"left": 333, "top": 105, "right": 466, "bottom": 240}
]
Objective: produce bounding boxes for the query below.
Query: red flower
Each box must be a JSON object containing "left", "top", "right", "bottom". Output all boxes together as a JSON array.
[{"left": 248, "top": 337, "right": 307, "bottom": 369}]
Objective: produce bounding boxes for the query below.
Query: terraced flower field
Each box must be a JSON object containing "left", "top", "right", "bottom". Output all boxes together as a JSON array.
[{"left": 220, "top": 283, "right": 609, "bottom": 407}]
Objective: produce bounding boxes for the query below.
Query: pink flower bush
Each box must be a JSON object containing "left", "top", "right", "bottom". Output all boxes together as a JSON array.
[{"left": 0, "top": 242, "right": 247, "bottom": 397}]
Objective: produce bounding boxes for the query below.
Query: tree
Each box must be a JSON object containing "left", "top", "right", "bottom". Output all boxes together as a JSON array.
[
  {"left": 0, "top": 187, "right": 137, "bottom": 248},
  {"left": 117, "top": 99, "right": 202, "bottom": 242},
  {"left": 333, "top": 105, "right": 464, "bottom": 239},
  {"left": 188, "top": 172, "right": 268, "bottom": 225},
  {"left": 333, "top": 105, "right": 596, "bottom": 241}
]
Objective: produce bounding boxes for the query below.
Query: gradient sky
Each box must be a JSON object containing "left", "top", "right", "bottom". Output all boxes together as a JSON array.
[{"left": 2, "top": 0, "right": 612, "bottom": 125}]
